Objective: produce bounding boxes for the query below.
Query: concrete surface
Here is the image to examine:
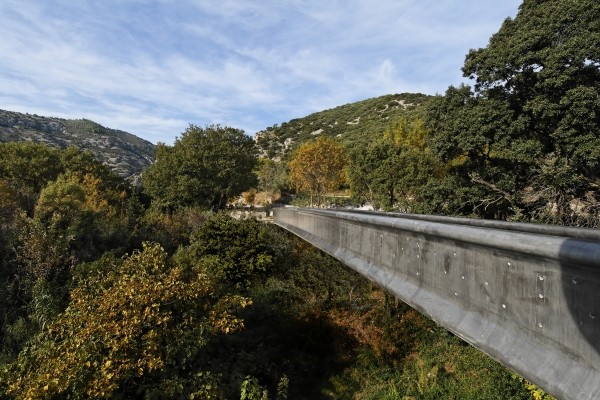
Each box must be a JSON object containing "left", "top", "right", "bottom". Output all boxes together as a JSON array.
[{"left": 274, "top": 207, "right": 600, "bottom": 400}]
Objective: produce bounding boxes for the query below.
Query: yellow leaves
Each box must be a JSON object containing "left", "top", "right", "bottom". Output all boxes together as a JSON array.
[
  {"left": 289, "top": 137, "right": 348, "bottom": 205},
  {"left": 208, "top": 294, "right": 252, "bottom": 334},
  {"left": 4, "top": 242, "right": 253, "bottom": 399},
  {"left": 239, "top": 298, "right": 253, "bottom": 308},
  {"left": 211, "top": 313, "right": 245, "bottom": 334},
  {"left": 384, "top": 116, "right": 429, "bottom": 151}
]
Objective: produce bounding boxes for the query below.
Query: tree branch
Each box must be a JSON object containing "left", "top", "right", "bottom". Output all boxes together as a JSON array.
[{"left": 469, "top": 173, "right": 513, "bottom": 203}]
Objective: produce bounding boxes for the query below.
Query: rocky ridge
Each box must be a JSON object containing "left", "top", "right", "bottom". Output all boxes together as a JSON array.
[{"left": 0, "top": 109, "right": 155, "bottom": 179}]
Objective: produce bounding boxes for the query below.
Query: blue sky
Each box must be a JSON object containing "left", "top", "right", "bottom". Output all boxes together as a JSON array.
[{"left": 0, "top": 1, "right": 521, "bottom": 144}]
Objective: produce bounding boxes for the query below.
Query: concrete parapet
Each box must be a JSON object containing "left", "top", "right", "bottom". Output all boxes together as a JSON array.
[{"left": 274, "top": 207, "right": 600, "bottom": 400}]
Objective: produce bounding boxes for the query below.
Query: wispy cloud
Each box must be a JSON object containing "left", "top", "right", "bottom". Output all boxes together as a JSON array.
[{"left": 0, "top": 0, "right": 521, "bottom": 143}]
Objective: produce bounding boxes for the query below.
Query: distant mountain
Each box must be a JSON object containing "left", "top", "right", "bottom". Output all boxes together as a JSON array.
[
  {"left": 0, "top": 109, "right": 155, "bottom": 179},
  {"left": 255, "top": 93, "right": 432, "bottom": 159}
]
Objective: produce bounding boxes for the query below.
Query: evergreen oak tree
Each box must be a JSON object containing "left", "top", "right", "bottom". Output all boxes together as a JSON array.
[
  {"left": 427, "top": 0, "right": 600, "bottom": 222},
  {"left": 142, "top": 125, "right": 258, "bottom": 211}
]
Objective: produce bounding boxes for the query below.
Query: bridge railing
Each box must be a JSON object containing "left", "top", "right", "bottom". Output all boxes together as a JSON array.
[{"left": 274, "top": 207, "right": 600, "bottom": 400}]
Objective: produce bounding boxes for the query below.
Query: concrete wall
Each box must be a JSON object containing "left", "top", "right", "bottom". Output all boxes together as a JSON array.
[{"left": 274, "top": 207, "right": 600, "bottom": 400}]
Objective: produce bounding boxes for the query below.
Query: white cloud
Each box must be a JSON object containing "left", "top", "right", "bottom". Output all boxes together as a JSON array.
[{"left": 0, "top": 0, "right": 521, "bottom": 143}]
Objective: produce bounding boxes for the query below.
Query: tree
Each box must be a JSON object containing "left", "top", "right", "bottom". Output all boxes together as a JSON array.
[
  {"left": 0, "top": 144, "right": 132, "bottom": 366},
  {"left": 349, "top": 117, "right": 440, "bottom": 211},
  {"left": 427, "top": 0, "right": 600, "bottom": 222},
  {"left": 255, "top": 158, "right": 289, "bottom": 194},
  {"left": 383, "top": 116, "right": 428, "bottom": 151},
  {"left": 348, "top": 139, "right": 399, "bottom": 209},
  {"left": 2, "top": 243, "right": 250, "bottom": 399},
  {"left": 0, "top": 143, "right": 127, "bottom": 216},
  {"left": 186, "top": 214, "right": 281, "bottom": 289},
  {"left": 0, "top": 143, "right": 62, "bottom": 213},
  {"left": 31, "top": 173, "right": 129, "bottom": 262},
  {"left": 289, "top": 137, "right": 347, "bottom": 207},
  {"left": 142, "top": 125, "right": 258, "bottom": 211},
  {"left": 0, "top": 180, "right": 19, "bottom": 227}
]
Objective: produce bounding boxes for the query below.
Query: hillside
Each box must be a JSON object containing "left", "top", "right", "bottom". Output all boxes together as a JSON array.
[
  {"left": 255, "top": 92, "right": 432, "bottom": 159},
  {"left": 0, "top": 109, "right": 155, "bottom": 178}
]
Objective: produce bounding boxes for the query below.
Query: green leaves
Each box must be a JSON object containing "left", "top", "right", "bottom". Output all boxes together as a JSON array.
[
  {"left": 426, "top": 0, "right": 600, "bottom": 222},
  {"left": 188, "top": 214, "right": 278, "bottom": 289},
  {"left": 142, "top": 125, "right": 258, "bottom": 211},
  {"left": 349, "top": 117, "right": 440, "bottom": 212}
]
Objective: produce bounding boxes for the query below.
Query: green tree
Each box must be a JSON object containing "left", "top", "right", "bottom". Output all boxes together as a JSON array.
[
  {"left": 0, "top": 143, "right": 62, "bottom": 213},
  {"left": 349, "top": 139, "right": 400, "bottom": 209},
  {"left": 255, "top": 158, "right": 289, "bottom": 194},
  {"left": 142, "top": 125, "right": 258, "bottom": 211},
  {"left": 185, "top": 214, "right": 281, "bottom": 289},
  {"left": 349, "top": 117, "right": 439, "bottom": 211},
  {"left": 0, "top": 143, "right": 123, "bottom": 215},
  {"left": 31, "top": 173, "right": 129, "bottom": 262},
  {"left": 289, "top": 137, "right": 347, "bottom": 207},
  {"left": 427, "top": 0, "right": 600, "bottom": 222}
]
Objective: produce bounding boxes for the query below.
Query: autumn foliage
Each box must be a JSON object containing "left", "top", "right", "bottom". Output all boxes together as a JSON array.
[{"left": 289, "top": 137, "right": 347, "bottom": 207}]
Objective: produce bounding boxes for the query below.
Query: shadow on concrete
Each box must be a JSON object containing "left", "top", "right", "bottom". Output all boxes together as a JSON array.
[{"left": 560, "top": 238, "right": 600, "bottom": 359}]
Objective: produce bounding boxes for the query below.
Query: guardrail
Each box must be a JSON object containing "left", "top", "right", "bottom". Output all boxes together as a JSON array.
[{"left": 273, "top": 207, "right": 600, "bottom": 400}]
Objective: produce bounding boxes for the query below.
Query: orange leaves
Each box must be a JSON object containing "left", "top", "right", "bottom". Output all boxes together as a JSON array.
[{"left": 289, "top": 137, "right": 348, "bottom": 206}]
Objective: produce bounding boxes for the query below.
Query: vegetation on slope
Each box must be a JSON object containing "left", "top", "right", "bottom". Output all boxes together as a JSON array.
[
  {"left": 0, "top": 110, "right": 155, "bottom": 179},
  {"left": 0, "top": 139, "right": 545, "bottom": 399},
  {"left": 255, "top": 93, "right": 431, "bottom": 159},
  {"left": 276, "top": 0, "right": 600, "bottom": 226}
]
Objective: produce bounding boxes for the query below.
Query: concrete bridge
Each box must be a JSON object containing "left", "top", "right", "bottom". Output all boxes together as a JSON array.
[{"left": 273, "top": 207, "right": 600, "bottom": 400}]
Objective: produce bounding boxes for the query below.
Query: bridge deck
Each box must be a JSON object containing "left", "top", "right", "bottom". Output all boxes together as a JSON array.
[{"left": 274, "top": 207, "right": 600, "bottom": 400}]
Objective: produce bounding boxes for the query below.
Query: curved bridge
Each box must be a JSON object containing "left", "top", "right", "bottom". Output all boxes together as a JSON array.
[{"left": 273, "top": 207, "right": 600, "bottom": 400}]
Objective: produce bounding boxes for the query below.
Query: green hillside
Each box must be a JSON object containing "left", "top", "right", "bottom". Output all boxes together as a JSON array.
[{"left": 255, "top": 93, "right": 432, "bottom": 159}]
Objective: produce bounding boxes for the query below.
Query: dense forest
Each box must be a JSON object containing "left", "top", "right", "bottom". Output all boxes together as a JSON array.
[
  {"left": 1, "top": 0, "right": 598, "bottom": 398},
  {"left": 0, "top": 137, "right": 542, "bottom": 400}
]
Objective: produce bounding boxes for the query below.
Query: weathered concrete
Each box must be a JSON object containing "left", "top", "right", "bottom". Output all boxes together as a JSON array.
[{"left": 274, "top": 207, "right": 600, "bottom": 400}]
